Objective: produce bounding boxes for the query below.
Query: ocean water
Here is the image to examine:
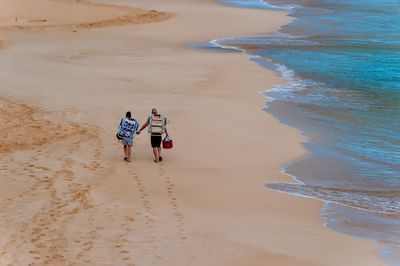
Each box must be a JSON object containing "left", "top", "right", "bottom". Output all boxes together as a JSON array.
[{"left": 217, "top": 0, "right": 400, "bottom": 264}]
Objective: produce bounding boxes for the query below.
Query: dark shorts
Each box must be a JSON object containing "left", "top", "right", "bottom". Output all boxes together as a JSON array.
[{"left": 151, "top": 135, "right": 162, "bottom": 148}]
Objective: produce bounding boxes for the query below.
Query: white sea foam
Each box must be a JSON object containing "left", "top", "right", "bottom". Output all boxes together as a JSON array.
[
  {"left": 209, "top": 39, "right": 245, "bottom": 53},
  {"left": 221, "top": 0, "right": 297, "bottom": 11},
  {"left": 280, "top": 162, "right": 306, "bottom": 185},
  {"left": 261, "top": 0, "right": 300, "bottom": 13},
  {"left": 266, "top": 182, "right": 400, "bottom": 215}
]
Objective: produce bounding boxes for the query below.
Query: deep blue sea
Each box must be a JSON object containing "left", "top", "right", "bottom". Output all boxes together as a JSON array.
[{"left": 216, "top": 0, "right": 400, "bottom": 264}]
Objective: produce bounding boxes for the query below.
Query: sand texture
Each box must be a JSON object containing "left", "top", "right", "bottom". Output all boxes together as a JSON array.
[
  {"left": 0, "top": 98, "right": 89, "bottom": 153},
  {"left": 0, "top": 0, "right": 387, "bottom": 265},
  {"left": 0, "top": 0, "right": 168, "bottom": 30}
]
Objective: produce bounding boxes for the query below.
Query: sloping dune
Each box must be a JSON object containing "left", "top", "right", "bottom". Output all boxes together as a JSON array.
[
  {"left": 0, "top": 0, "right": 169, "bottom": 29},
  {"left": 0, "top": 98, "right": 89, "bottom": 153}
]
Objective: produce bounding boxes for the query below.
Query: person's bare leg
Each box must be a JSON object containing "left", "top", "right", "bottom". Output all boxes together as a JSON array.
[
  {"left": 123, "top": 145, "right": 128, "bottom": 160},
  {"left": 127, "top": 146, "right": 132, "bottom": 162},
  {"left": 153, "top": 147, "right": 159, "bottom": 162},
  {"left": 158, "top": 147, "right": 162, "bottom": 161}
]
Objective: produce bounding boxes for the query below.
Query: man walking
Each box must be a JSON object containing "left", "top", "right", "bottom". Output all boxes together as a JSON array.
[{"left": 137, "top": 108, "right": 168, "bottom": 163}]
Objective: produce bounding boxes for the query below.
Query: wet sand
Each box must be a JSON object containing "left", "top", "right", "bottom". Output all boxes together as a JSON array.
[{"left": 0, "top": 0, "right": 386, "bottom": 265}]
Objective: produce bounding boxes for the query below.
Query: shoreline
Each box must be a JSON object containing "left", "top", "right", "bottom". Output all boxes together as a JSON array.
[
  {"left": 0, "top": 0, "right": 387, "bottom": 265},
  {"left": 217, "top": 1, "right": 400, "bottom": 263}
]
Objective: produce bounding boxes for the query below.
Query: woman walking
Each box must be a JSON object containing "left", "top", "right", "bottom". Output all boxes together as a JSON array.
[{"left": 117, "top": 111, "right": 139, "bottom": 162}]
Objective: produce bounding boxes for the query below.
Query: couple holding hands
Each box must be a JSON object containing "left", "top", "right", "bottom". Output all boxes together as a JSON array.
[{"left": 117, "top": 108, "right": 172, "bottom": 163}]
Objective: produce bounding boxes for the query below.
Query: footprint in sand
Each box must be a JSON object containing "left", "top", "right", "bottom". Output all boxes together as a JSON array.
[
  {"left": 126, "top": 216, "right": 134, "bottom": 222},
  {"left": 131, "top": 172, "right": 155, "bottom": 223},
  {"left": 159, "top": 166, "right": 188, "bottom": 240}
]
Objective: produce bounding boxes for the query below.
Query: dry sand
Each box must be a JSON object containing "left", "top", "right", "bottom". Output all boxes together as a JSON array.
[
  {"left": 0, "top": 0, "right": 386, "bottom": 265},
  {"left": 0, "top": 97, "right": 91, "bottom": 153},
  {"left": 0, "top": 0, "right": 168, "bottom": 30}
]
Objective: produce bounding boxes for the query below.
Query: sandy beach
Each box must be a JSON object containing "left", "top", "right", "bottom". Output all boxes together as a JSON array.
[
  {"left": 0, "top": 0, "right": 168, "bottom": 30},
  {"left": 0, "top": 0, "right": 386, "bottom": 265}
]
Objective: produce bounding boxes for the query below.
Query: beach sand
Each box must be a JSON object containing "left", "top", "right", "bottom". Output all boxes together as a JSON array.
[
  {"left": 0, "top": 0, "right": 168, "bottom": 30},
  {"left": 0, "top": 0, "right": 386, "bottom": 265}
]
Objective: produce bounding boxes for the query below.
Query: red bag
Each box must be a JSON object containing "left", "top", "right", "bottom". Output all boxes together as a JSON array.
[{"left": 162, "top": 136, "right": 173, "bottom": 149}]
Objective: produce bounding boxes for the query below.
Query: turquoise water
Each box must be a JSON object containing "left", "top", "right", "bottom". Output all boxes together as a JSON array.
[{"left": 218, "top": 0, "right": 400, "bottom": 263}]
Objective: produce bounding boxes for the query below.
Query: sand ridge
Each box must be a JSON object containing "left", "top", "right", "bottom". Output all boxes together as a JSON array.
[
  {"left": 0, "top": 98, "right": 89, "bottom": 153},
  {"left": 0, "top": 0, "right": 169, "bottom": 30}
]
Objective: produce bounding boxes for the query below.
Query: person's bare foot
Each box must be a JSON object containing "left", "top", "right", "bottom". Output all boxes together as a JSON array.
[{"left": 153, "top": 159, "right": 158, "bottom": 163}]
